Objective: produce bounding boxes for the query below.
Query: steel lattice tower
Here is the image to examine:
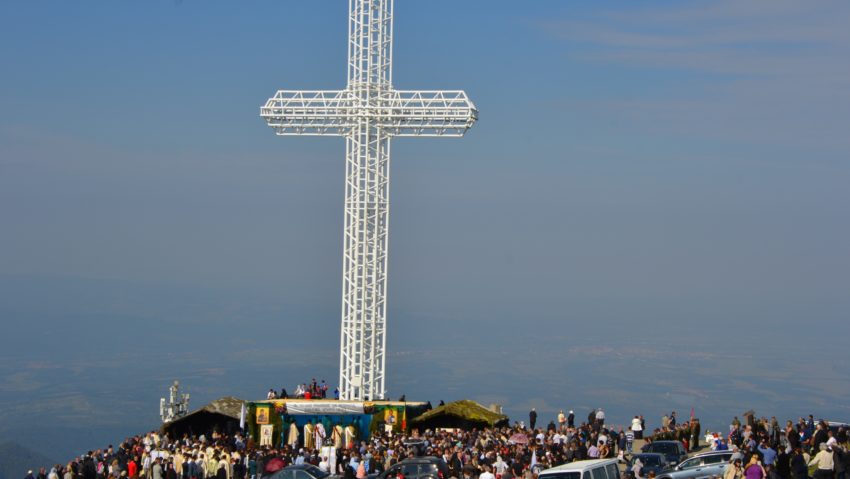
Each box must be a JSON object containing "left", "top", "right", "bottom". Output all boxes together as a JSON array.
[{"left": 261, "top": 0, "right": 477, "bottom": 400}]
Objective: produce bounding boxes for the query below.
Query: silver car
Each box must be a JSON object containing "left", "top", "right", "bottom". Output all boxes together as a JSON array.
[{"left": 656, "top": 451, "right": 734, "bottom": 479}]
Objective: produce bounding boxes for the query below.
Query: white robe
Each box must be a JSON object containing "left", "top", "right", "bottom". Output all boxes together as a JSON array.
[
  {"left": 344, "top": 425, "right": 356, "bottom": 449},
  {"left": 288, "top": 422, "right": 300, "bottom": 447},
  {"left": 315, "top": 423, "right": 326, "bottom": 448}
]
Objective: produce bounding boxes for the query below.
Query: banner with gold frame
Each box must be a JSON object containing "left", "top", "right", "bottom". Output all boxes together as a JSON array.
[{"left": 256, "top": 405, "right": 270, "bottom": 424}]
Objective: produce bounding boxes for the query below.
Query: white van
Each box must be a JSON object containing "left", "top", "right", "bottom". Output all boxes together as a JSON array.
[{"left": 538, "top": 459, "right": 621, "bottom": 479}]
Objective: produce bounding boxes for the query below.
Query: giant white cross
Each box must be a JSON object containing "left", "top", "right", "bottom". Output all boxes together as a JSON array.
[{"left": 261, "top": 0, "right": 477, "bottom": 401}]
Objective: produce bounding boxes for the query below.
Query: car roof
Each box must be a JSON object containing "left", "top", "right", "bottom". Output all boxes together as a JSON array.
[
  {"left": 540, "top": 459, "right": 620, "bottom": 474},
  {"left": 399, "top": 457, "right": 444, "bottom": 463},
  {"left": 690, "top": 451, "right": 733, "bottom": 458},
  {"left": 264, "top": 465, "right": 327, "bottom": 479}
]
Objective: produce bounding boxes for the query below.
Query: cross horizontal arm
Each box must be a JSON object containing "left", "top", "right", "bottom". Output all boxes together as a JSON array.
[
  {"left": 261, "top": 90, "right": 352, "bottom": 136},
  {"left": 261, "top": 89, "right": 477, "bottom": 137},
  {"left": 384, "top": 90, "right": 477, "bottom": 137}
]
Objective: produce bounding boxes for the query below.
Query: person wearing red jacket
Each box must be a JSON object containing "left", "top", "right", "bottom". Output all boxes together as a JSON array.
[{"left": 128, "top": 458, "right": 139, "bottom": 478}]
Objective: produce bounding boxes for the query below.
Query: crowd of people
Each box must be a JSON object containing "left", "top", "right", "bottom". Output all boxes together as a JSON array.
[
  {"left": 643, "top": 410, "right": 701, "bottom": 451},
  {"left": 21, "top": 410, "right": 850, "bottom": 479},
  {"left": 638, "top": 414, "right": 850, "bottom": 479},
  {"left": 712, "top": 416, "right": 848, "bottom": 479}
]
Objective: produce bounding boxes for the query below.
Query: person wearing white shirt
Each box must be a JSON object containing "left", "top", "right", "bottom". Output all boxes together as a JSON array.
[
  {"left": 493, "top": 456, "right": 508, "bottom": 476},
  {"left": 825, "top": 433, "right": 837, "bottom": 448},
  {"left": 808, "top": 443, "right": 834, "bottom": 477},
  {"left": 598, "top": 432, "right": 608, "bottom": 446},
  {"left": 479, "top": 465, "right": 496, "bottom": 479},
  {"left": 631, "top": 416, "right": 643, "bottom": 439},
  {"left": 553, "top": 432, "right": 562, "bottom": 445},
  {"left": 631, "top": 458, "right": 643, "bottom": 479}
]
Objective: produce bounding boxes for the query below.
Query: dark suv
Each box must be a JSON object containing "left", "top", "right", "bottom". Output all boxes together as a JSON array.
[
  {"left": 378, "top": 457, "right": 448, "bottom": 479},
  {"left": 641, "top": 441, "right": 688, "bottom": 466}
]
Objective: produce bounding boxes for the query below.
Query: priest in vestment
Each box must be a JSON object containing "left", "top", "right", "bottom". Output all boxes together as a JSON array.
[
  {"left": 332, "top": 425, "right": 344, "bottom": 449},
  {"left": 287, "top": 422, "right": 300, "bottom": 448},
  {"left": 344, "top": 424, "right": 357, "bottom": 449},
  {"left": 303, "top": 421, "right": 316, "bottom": 450},
  {"left": 314, "top": 422, "right": 327, "bottom": 448}
]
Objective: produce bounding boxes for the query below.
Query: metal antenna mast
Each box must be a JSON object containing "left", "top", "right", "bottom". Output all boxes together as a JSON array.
[{"left": 261, "top": 0, "right": 477, "bottom": 400}]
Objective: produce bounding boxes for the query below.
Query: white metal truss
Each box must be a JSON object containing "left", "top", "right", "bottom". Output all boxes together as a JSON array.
[
  {"left": 261, "top": 90, "right": 478, "bottom": 137},
  {"left": 261, "top": 0, "right": 477, "bottom": 401}
]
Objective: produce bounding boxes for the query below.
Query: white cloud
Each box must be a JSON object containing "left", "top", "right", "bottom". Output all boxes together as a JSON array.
[
  {"left": 539, "top": 1, "right": 850, "bottom": 154},
  {"left": 544, "top": 1, "right": 850, "bottom": 76}
]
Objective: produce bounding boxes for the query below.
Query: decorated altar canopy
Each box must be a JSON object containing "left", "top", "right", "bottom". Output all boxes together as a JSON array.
[{"left": 244, "top": 399, "right": 429, "bottom": 448}]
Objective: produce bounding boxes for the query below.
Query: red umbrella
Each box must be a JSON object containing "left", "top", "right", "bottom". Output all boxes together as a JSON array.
[
  {"left": 265, "top": 458, "right": 285, "bottom": 473},
  {"left": 509, "top": 433, "right": 529, "bottom": 444}
]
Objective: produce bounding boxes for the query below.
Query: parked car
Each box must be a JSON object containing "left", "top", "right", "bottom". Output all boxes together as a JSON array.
[
  {"left": 377, "top": 457, "right": 449, "bottom": 479},
  {"left": 403, "top": 438, "right": 429, "bottom": 457},
  {"left": 538, "top": 458, "right": 621, "bottom": 479},
  {"left": 627, "top": 454, "right": 668, "bottom": 477},
  {"left": 641, "top": 441, "right": 688, "bottom": 466},
  {"left": 656, "top": 451, "right": 735, "bottom": 479},
  {"left": 826, "top": 421, "right": 850, "bottom": 435},
  {"left": 263, "top": 464, "right": 332, "bottom": 479}
]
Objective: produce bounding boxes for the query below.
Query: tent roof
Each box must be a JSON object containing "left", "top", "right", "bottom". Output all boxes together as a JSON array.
[
  {"left": 411, "top": 400, "right": 508, "bottom": 427},
  {"left": 169, "top": 396, "right": 244, "bottom": 423}
]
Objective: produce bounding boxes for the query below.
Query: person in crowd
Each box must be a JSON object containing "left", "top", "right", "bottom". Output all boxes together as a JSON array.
[
  {"left": 759, "top": 440, "right": 777, "bottom": 467},
  {"left": 631, "top": 416, "right": 643, "bottom": 440},
  {"left": 631, "top": 457, "right": 644, "bottom": 479},
  {"left": 808, "top": 444, "right": 834, "bottom": 479},
  {"left": 725, "top": 459, "right": 743, "bottom": 479},
  {"left": 744, "top": 455, "right": 766, "bottom": 479}
]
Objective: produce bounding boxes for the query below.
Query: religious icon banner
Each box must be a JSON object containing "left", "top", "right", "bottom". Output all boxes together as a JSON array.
[
  {"left": 260, "top": 425, "right": 274, "bottom": 446},
  {"left": 256, "top": 406, "right": 270, "bottom": 424}
]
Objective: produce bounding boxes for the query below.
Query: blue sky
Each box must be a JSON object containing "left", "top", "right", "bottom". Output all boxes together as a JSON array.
[{"left": 1, "top": 0, "right": 849, "bottom": 460}]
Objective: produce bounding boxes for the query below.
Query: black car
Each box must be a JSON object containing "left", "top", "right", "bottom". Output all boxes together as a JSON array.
[
  {"left": 402, "top": 439, "right": 429, "bottom": 457},
  {"left": 264, "top": 464, "right": 332, "bottom": 479},
  {"left": 641, "top": 441, "right": 688, "bottom": 466},
  {"left": 378, "top": 457, "right": 449, "bottom": 479},
  {"left": 628, "top": 453, "right": 668, "bottom": 476}
]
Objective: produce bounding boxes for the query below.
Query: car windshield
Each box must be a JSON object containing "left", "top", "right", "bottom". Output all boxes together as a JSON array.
[
  {"left": 648, "top": 443, "right": 677, "bottom": 454},
  {"left": 635, "top": 456, "right": 663, "bottom": 467},
  {"left": 302, "top": 466, "right": 329, "bottom": 479}
]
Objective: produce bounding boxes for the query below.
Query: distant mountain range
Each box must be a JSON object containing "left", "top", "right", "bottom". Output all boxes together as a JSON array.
[{"left": 0, "top": 441, "right": 59, "bottom": 479}]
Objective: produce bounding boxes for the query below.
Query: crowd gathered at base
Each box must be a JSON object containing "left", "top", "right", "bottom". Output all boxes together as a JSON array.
[{"left": 23, "top": 408, "right": 850, "bottom": 479}]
